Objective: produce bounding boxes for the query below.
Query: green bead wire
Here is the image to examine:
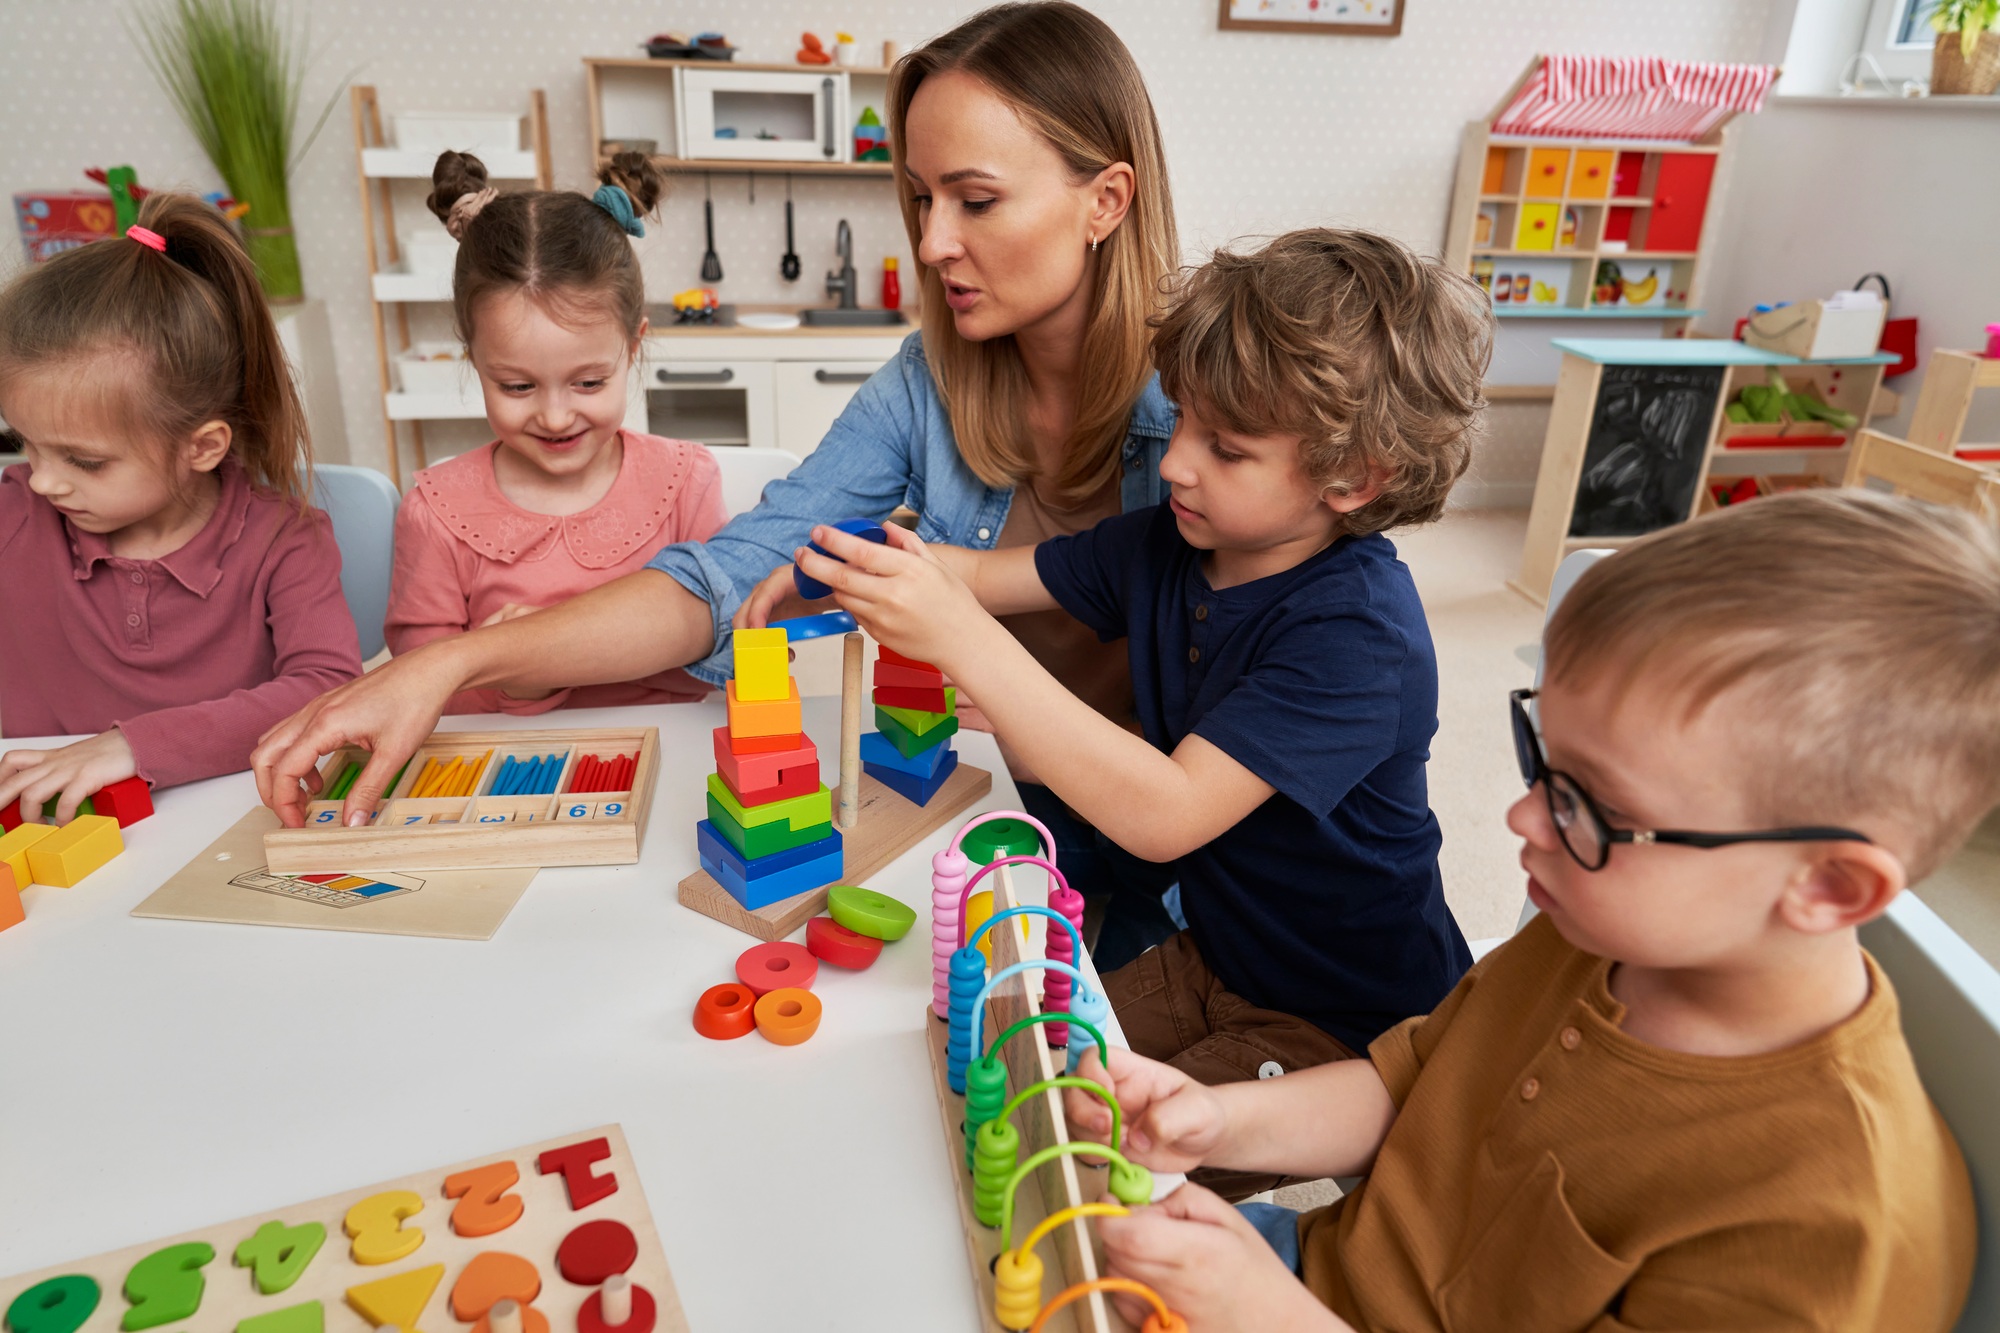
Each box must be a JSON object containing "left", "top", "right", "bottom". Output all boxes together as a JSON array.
[
  {"left": 998, "top": 1141, "right": 1152, "bottom": 1248},
  {"left": 984, "top": 1012, "right": 1109, "bottom": 1071},
  {"left": 997, "top": 1077, "right": 1122, "bottom": 1156},
  {"left": 965, "top": 1014, "right": 1113, "bottom": 1172}
]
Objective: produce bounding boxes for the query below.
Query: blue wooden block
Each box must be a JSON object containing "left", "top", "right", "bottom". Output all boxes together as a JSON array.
[
  {"left": 793, "top": 518, "right": 887, "bottom": 600},
  {"left": 697, "top": 819, "right": 846, "bottom": 910},
  {"left": 860, "top": 729, "right": 952, "bottom": 780},
  {"left": 766, "top": 610, "right": 858, "bottom": 641},
  {"left": 865, "top": 746, "right": 960, "bottom": 807}
]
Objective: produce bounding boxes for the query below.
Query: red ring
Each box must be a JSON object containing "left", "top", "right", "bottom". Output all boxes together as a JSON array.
[
  {"left": 693, "top": 984, "right": 754, "bottom": 1040},
  {"left": 735, "top": 941, "right": 817, "bottom": 997}
]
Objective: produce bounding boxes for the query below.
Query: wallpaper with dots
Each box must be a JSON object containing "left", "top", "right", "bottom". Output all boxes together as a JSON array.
[{"left": 0, "top": 0, "right": 1775, "bottom": 488}]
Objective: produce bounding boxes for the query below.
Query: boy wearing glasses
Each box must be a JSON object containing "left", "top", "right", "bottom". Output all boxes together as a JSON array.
[{"left": 1066, "top": 489, "right": 1986, "bottom": 1332}]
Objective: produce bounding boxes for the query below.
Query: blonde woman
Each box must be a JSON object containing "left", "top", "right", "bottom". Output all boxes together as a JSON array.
[{"left": 254, "top": 2, "right": 1183, "bottom": 961}]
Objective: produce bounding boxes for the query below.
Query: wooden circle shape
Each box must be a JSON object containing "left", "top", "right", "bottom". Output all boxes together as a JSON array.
[
  {"left": 754, "top": 987, "right": 822, "bottom": 1045},
  {"left": 692, "top": 984, "right": 755, "bottom": 1040},
  {"left": 556, "top": 1218, "right": 639, "bottom": 1285},
  {"left": 806, "top": 915, "right": 882, "bottom": 970},
  {"left": 735, "top": 941, "right": 817, "bottom": 997}
]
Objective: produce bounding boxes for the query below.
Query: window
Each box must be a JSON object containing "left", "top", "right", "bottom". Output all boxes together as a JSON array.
[{"left": 1858, "top": 0, "right": 1940, "bottom": 87}]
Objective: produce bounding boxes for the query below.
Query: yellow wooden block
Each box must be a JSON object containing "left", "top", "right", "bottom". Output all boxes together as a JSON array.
[
  {"left": 732, "top": 628, "right": 792, "bottom": 702},
  {"left": 726, "top": 679, "right": 803, "bottom": 739},
  {"left": 24, "top": 814, "right": 122, "bottom": 887},
  {"left": 0, "top": 822, "right": 57, "bottom": 887}
]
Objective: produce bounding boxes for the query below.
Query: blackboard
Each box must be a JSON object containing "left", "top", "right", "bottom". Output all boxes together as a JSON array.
[{"left": 1568, "top": 364, "right": 1724, "bottom": 539}]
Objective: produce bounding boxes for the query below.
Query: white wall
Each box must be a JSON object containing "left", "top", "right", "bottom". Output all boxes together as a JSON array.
[{"left": 1, "top": 0, "right": 1775, "bottom": 490}]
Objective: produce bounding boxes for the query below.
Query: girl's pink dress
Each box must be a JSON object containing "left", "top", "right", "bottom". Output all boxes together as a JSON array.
[{"left": 386, "top": 432, "right": 728, "bottom": 714}]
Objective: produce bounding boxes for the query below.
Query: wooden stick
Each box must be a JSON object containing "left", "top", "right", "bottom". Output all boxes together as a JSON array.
[
  {"left": 838, "top": 632, "right": 862, "bottom": 831},
  {"left": 601, "top": 1276, "right": 632, "bottom": 1326},
  {"left": 489, "top": 1300, "right": 523, "bottom": 1333}
]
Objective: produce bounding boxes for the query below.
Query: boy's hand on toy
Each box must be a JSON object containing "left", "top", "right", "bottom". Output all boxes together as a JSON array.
[
  {"left": 1099, "top": 1185, "right": 1344, "bottom": 1333},
  {"left": 0, "top": 730, "right": 139, "bottom": 825},
  {"left": 734, "top": 565, "right": 818, "bottom": 631},
  {"left": 1070, "top": 1047, "right": 1228, "bottom": 1174},
  {"left": 795, "top": 523, "right": 982, "bottom": 667}
]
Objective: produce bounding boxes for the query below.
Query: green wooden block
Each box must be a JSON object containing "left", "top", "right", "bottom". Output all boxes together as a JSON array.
[
  {"left": 878, "top": 690, "right": 956, "bottom": 734},
  {"left": 706, "top": 797, "right": 836, "bottom": 860},
  {"left": 706, "top": 773, "right": 831, "bottom": 830},
  {"left": 874, "top": 708, "right": 959, "bottom": 759},
  {"left": 39, "top": 795, "right": 93, "bottom": 819}
]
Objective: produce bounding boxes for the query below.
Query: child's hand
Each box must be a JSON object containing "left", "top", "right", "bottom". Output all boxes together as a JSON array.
[
  {"left": 795, "top": 523, "right": 986, "bottom": 668},
  {"left": 733, "top": 565, "right": 819, "bottom": 631},
  {"left": 1070, "top": 1046, "right": 1229, "bottom": 1174},
  {"left": 0, "top": 730, "right": 139, "bottom": 825},
  {"left": 1098, "top": 1184, "right": 1340, "bottom": 1333}
]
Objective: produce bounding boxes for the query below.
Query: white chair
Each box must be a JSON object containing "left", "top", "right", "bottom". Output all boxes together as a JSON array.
[
  {"left": 1527, "top": 546, "right": 2000, "bottom": 1329},
  {"left": 707, "top": 446, "right": 799, "bottom": 518},
  {"left": 309, "top": 463, "right": 401, "bottom": 660}
]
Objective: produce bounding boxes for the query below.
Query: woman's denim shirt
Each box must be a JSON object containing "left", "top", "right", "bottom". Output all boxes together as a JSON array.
[{"left": 648, "top": 330, "right": 1177, "bottom": 686}]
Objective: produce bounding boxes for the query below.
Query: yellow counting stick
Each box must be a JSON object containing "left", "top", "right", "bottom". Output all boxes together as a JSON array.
[
  {"left": 426, "top": 760, "right": 461, "bottom": 799},
  {"left": 409, "top": 760, "right": 442, "bottom": 798},
  {"left": 459, "top": 751, "right": 493, "bottom": 797}
]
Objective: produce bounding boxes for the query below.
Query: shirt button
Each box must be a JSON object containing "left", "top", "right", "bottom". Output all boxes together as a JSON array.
[
  {"left": 1560, "top": 1026, "right": 1581, "bottom": 1051},
  {"left": 1257, "top": 1060, "right": 1284, "bottom": 1079},
  {"left": 129, "top": 571, "right": 144, "bottom": 584},
  {"left": 1194, "top": 604, "right": 1208, "bottom": 621},
  {"left": 1521, "top": 1077, "right": 1540, "bottom": 1101},
  {"left": 1187, "top": 646, "right": 1200, "bottom": 663},
  {"left": 976, "top": 527, "right": 991, "bottom": 541},
  {"left": 126, "top": 614, "right": 142, "bottom": 627}
]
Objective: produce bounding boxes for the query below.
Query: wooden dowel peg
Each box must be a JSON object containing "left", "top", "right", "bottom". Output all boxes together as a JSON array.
[
  {"left": 838, "top": 632, "right": 862, "bottom": 831},
  {"left": 489, "top": 1300, "right": 524, "bottom": 1333},
  {"left": 601, "top": 1275, "right": 632, "bottom": 1326}
]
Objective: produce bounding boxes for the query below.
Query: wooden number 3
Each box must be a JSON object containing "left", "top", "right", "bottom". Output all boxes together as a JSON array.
[{"left": 343, "top": 1191, "right": 424, "bottom": 1266}]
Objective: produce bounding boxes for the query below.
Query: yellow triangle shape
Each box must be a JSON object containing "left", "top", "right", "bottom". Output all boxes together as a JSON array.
[{"left": 345, "top": 1265, "right": 445, "bottom": 1333}]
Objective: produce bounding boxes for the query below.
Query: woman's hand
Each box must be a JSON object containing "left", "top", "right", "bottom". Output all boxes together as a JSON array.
[
  {"left": 733, "top": 564, "right": 820, "bottom": 631},
  {"left": 1098, "top": 1185, "right": 1346, "bottom": 1332},
  {"left": 0, "top": 730, "right": 139, "bottom": 825},
  {"left": 1069, "top": 1046, "right": 1229, "bottom": 1175},
  {"left": 796, "top": 523, "right": 989, "bottom": 669},
  {"left": 252, "top": 642, "right": 467, "bottom": 828}
]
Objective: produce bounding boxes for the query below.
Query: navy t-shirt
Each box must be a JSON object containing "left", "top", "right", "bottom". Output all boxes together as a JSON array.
[{"left": 1036, "top": 504, "right": 1470, "bottom": 1051}]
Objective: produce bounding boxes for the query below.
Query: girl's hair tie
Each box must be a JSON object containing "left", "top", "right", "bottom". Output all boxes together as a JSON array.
[
  {"left": 444, "top": 187, "right": 497, "bottom": 240},
  {"left": 127, "top": 226, "right": 167, "bottom": 253},
  {"left": 591, "top": 184, "right": 645, "bottom": 238}
]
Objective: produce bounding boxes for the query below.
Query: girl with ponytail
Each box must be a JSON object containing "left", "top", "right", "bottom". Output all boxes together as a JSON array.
[
  {"left": 0, "top": 194, "right": 362, "bottom": 818},
  {"left": 382, "top": 150, "right": 727, "bottom": 714}
]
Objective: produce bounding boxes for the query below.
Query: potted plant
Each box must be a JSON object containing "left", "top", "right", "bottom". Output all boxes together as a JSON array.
[
  {"left": 130, "top": 0, "right": 344, "bottom": 301},
  {"left": 1931, "top": 0, "right": 2000, "bottom": 95}
]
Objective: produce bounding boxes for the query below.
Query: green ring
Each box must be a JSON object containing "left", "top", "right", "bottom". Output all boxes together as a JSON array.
[{"left": 826, "top": 883, "right": 916, "bottom": 941}]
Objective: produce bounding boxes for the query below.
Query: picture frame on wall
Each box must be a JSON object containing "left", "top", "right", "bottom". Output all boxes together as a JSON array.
[{"left": 1218, "top": 0, "right": 1404, "bottom": 37}]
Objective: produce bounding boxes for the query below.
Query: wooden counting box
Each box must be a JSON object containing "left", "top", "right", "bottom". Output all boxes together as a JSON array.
[
  {"left": 928, "top": 864, "right": 1133, "bottom": 1333},
  {"left": 265, "top": 728, "right": 659, "bottom": 874}
]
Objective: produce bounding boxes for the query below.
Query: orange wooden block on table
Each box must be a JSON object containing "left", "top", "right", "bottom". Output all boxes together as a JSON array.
[
  {"left": 692, "top": 983, "right": 755, "bottom": 1039},
  {"left": 724, "top": 679, "right": 802, "bottom": 739},
  {"left": 754, "top": 987, "right": 821, "bottom": 1045},
  {"left": 0, "top": 863, "right": 22, "bottom": 933}
]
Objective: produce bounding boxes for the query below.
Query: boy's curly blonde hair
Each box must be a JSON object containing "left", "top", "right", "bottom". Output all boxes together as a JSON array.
[{"left": 1151, "top": 228, "right": 1494, "bottom": 534}]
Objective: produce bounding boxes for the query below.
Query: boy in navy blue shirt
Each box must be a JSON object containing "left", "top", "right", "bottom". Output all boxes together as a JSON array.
[{"left": 799, "top": 229, "right": 1494, "bottom": 1196}]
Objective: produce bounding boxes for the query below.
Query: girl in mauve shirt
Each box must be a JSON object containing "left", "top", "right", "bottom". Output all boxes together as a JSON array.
[
  {"left": 0, "top": 195, "right": 362, "bottom": 821},
  {"left": 382, "top": 150, "right": 725, "bottom": 714}
]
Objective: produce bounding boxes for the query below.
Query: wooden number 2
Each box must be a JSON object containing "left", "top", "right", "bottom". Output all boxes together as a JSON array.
[
  {"left": 344, "top": 1191, "right": 424, "bottom": 1265},
  {"left": 121, "top": 1243, "right": 214, "bottom": 1331},
  {"left": 448, "top": 1253, "right": 547, "bottom": 1333},
  {"left": 442, "top": 1161, "right": 524, "bottom": 1238},
  {"left": 557, "top": 1223, "right": 654, "bottom": 1333},
  {"left": 5, "top": 1277, "right": 99, "bottom": 1333}
]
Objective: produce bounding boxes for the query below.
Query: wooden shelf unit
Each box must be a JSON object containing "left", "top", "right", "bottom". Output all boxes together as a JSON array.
[
  {"left": 1906, "top": 349, "right": 2000, "bottom": 458},
  {"left": 349, "top": 85, "right": 552, "bottom": 485}
]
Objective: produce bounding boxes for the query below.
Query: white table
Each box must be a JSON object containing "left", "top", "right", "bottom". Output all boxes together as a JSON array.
[{"left": 0, "top": 699, "right": 1054, "bottom": 1331}]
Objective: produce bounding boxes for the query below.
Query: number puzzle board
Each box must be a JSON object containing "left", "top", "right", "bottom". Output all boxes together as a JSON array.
[
  {"left": 0, "top": 1125, "right": 688, "bottom": 1333},
  {"left": 265, "top": 728, "right": 660, "bottom": 875},
  {"left": 927, "top": 867, "right": 1134, "bottom": 1333},
  {"left": 134, "top": 807, "right": 537, "bottom": 941},
  {"left": 677, "top": 763, "right": 992, "bottom": 941}
]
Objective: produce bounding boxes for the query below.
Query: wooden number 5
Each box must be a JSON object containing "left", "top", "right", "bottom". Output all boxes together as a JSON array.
[
  {"left": 449, "top": 1253, "right": 547, "bottom": 1333},
  {"left": 442, "top": 1162, "right": 524, "bottom": 1238},
  {"left": 121, "top": 1243, "right": 214, "bottom": 1331},
  {"left": 344, "top": 1191, "right": 424, "bottom": 1266}
]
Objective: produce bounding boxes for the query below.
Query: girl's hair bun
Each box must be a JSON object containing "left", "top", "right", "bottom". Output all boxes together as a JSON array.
[
  {"left": 597, "top": 151, "right": 667, "bottom": 217},
  {"left": 426, "top": 150, "right": 492, "bottom": 225}
]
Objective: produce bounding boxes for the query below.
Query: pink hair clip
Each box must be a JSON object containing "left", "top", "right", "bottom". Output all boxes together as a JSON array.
[{"left": 126, "top": 226, "right": 166, "bottom": 253}]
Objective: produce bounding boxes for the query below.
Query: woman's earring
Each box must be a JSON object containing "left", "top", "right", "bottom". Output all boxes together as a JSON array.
[{"left": 1089, "top": 235, "right": 1099, "bottom": 253}]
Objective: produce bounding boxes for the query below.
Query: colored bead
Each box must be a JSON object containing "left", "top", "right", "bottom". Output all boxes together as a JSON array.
[
  {"left": 735, "top": 941, "right": 817, "bottom": 997},
  {"left": 826, "top": 883, "right": 916, "bottom": 941},
  {"left": 993, "top": 1249, "right": 1044, "bottom": 1331},
  {"left": 692, "top": 984, "right": 755, "bottom": 1040},
  {"left": 931, "top": 846, "right": 972, "bottom": 1018},
  {"left": 1044, "top": 886, "right": 1086, "bottom": 1049},
  {"left": 946, "top": 947, "right": 987, "bottom": 1094},
  {"left": 963, "top": 1054, "right": 1008, "bottom": 1172},
  {"left": 1067, "top": 986, "right": 1111, "bottom": 1074},
  {"left": 972, "top": 1118, "right": 1020, "bottom": 1227},
  {"left": 1108, "top": 1160, "right": 1154, "bottom": 1207}
]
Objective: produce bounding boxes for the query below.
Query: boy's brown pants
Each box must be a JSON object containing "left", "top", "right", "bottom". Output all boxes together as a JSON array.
[{"left": 1102, "top": 930, "right": 1356, "bottom": 1201}]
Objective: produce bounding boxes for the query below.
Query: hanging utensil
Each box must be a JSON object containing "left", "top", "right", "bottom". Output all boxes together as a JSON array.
[
  {"left": 700, "top": 175, "right": 723, "bottom": 282},
  {"left": 781, "top": 175, "right": 801, "bottom": 282}
]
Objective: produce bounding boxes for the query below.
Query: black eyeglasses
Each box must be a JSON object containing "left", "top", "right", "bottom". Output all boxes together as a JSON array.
[{"left": 1509, "top": 689, "right": 1873, "bottom": 872}]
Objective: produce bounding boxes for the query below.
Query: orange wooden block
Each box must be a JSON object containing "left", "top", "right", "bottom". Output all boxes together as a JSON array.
[
  {"left": 0, "top": 863, "right": 21, "bottom": 933},
  {"left": 693, "top": 983, "right": 755, "bottom": 1040},
  {"left": 725, "top": 679, "right": 802, "bottom": 740},
  {"left": 754, "top": 987, "right": 821, "bottom": 1045}
]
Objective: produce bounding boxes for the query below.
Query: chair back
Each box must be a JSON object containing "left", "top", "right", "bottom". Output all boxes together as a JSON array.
[
  {"left": 310, "top": 463, "right": 401, "bottom": 660},
  {"left": 708, "top": 446, "right": 800, "bottom": 518},
  {"left": 1844, "top": 429, "right": 2000, "bottom": 519}
]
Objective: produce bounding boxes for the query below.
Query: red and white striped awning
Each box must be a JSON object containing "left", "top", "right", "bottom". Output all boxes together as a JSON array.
[{"left": 1491, "top": 56, "right": 1777, "bottom": 141}]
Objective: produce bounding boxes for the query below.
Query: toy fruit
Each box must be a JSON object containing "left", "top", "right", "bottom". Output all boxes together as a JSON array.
[
  {"left": 1620, "top": 267, "right": 1660, "bottom": 305},
  {"left": 797, "top": 32, "right": 832, "bottom": 64}
]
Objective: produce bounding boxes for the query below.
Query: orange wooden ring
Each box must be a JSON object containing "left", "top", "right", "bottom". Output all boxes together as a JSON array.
[
  {"left": 753, "top": 988, "right": 821, "bottom": 1045},
  {"left": 735, "top": 941, "right": 817, "bottom": 997},
  {"left": 693, "top": 984, "right": 755, "bottom": 1040}
]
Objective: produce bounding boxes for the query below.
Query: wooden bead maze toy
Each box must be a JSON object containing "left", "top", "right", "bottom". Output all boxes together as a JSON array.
[
  {"left": 926, "top": 812, "right": 1186, "bottom": 1333},
  {"left": 263, "top": 728, "right": 659, "bottom": 874},
  {"left": 677, "top": 602, "right": 991, "bottom": 942}
]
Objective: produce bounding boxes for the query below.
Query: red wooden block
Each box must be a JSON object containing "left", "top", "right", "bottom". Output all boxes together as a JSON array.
[
  {"left": 537, "top": 1137, "right": 618, "bottom": 1210},
  {"left": 878, "top": 645, "right": 940, "bottom": 673},
  {"left": 872, "top": 661, "right": 944, "bottom": 690},
  {"left": 0, "top": 801, "right": 18, "bottom": 833},
  {"left": 92, "top": 776, "right": 154, "bottom": 827},
  {"left": 555, "top": 1218, "right": 638, "bottom": 1285},
  {"left": 0, "top": 864, "right": 22, "bottom": 934},
  {"left": 716, "top": 761, "right": 819, "bottom": 808},
  {"left": 735, "top": 940, "right": 817, "bottom": 997},
  {"left": 710, "top": 727, "right": 817, "bottom": 793},
  {"left": 874, "top": 683, "right": 950, "bottom": 713},
  {"left": 727, "top": 730, "right": 804, "bottom": 756},
  {"left": 806, "top": 915, "right": 881, "bottom": 970}
]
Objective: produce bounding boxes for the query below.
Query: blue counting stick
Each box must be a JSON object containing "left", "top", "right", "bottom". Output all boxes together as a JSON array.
[
  {"left": 794, "top": 518, "right": 887, "bottom": 600},
  {"left": 949, "top": 957, "right": 1093, "bottom": 1094},
  {"left": 967, "top": 905, "right": 1085, "bottom": 968},
  {"left": 493, "top": 758, "right": 514, "bottom": 794}
]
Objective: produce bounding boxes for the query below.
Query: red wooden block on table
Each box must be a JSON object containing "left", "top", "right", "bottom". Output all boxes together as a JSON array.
[
  {"left": 0, "top": 801, "right": 18, "bottom": 833},
  {"left": 878, "top": 645, "right": 940, "bottom": 673},
  {"left": 92, "top": 776, "right": 153, "bottom": 827},
  {"left": 874, "top": 683, "right": 950, "bottom": 713},
  {"left": 728, "top": 730, "right": 805, "bottom": 756},
  {"left": 806, "top": 915, "right": 881, "bottom": 970},
  {"left": 716, "top": 759, "right": 818, "bottom": 808},
  {"left": 873, "top": 661, "right": 945, "bottom": 690},
  {"left": 0, "top": 863, "right": 22, "bottom": 933},
  {"left": 710, "top": 726, "right": 816, "bottom": 793}
]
